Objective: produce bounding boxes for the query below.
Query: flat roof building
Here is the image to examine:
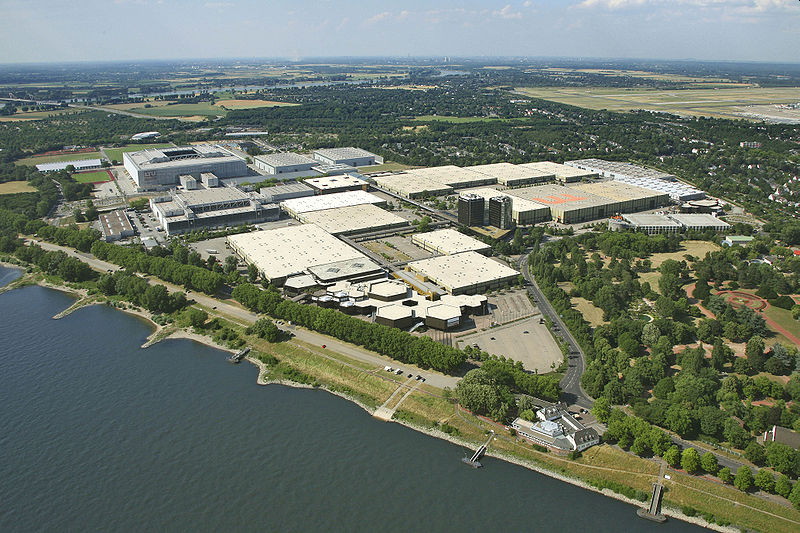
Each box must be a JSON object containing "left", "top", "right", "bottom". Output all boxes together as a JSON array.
[
  {"left": 458, "top": 193, "right": 485, "bottom": 227},
  {"left": 405, "top": 165, "right": 496, "bottom": 189},
  {"left": 669, "top": 213, "right": 731, "bottom": 231},
  {"left": 124, "top": 145, "right": 247, "bottom": 191},
  {"left": 281, "top": 190, "right": 386, "bottom": 217},
  {"left": 507, "top": 184, "right": 618, "bottom": 224},
  {"left": 254, "top": 152, "right": 318, "bottom": 176},
  {"left": 312, "top": 147, "right": 383, "bottom": 167},
  {"left": 466, "top": 163, "right": 554, "bottom": 187},
  {"left": 573, "top": 181, "right": 670, "bottom": 213},
  {"left": 303, "top": 174, "right": 367, "bottom": 194},
  {"left": 565, "top": 158, "right": 705, "bottom": 202},
  {"left": 373, "top": 172, "right": 453, "bottom": 199},
  {"left": 151, "top": 185, "right": 279, "bottom": 235},
  {"left": 411, "top": 229, "right": 491, "bottom": 256},
  {"left": 519, "top": 162, "right": 597, "bottom": 183},
  {"left": 425, "top": 304, "right": 462, "bottom": 330},
  {"left": 260, "top": 182, "right": 315, "bottom": 203},
  {"left": 37, "top": 159, "right": 103, "bottom": 173},
  {"left": 296, "top": 204, "right": 408, "bottom": 235},
  {"left": 406, "top": 251, "right": 519, "bottom": 295},
  {"left": 228, "top": 224, "right": 377, "bottom": 285},
  {"left": 98, "top": 210, "right": 135, "bottom": 241},
  {"left": 375, "top": 305, "right": 416, "bottom": 329},
  {"left": 464, "top": 188, "right": 550, "bottom": 225},
  {"left": 621, "top": 214, "right": 682, "bottom": 234}
]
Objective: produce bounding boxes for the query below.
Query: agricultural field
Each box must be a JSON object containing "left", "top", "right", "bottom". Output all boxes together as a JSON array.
[
  {"left": 0, "top": 108, "right": 86, "bottom": 122},
  {"left": 513, "top": 86, "right": 800, "bottom": 121},
  {"left": 72, "top": 170, "right": 112, "bottom": 183},
  {"left": 14, "top": 151, "right": 102, "bottom": 166},
  {"left": 0, "top": 181, "right": 36, "bottom": 195},
  {"left": 531, "top": 67, "right": 743, "bottom": 85},
  {"left": 99, "top": 98, "right": 297, "bottom": 120},
  {"left": 103, "top": 143, "right": 173, "bottom": 162}
]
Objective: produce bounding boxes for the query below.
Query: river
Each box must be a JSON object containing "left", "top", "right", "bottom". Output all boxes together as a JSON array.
[{"left": 0, "top": 267, "right": 706, "bottom": 532}]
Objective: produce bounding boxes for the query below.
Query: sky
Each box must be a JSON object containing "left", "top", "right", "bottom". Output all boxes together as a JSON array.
[{"left": 0, "top": 0, "right": 798, "bottom": 64}]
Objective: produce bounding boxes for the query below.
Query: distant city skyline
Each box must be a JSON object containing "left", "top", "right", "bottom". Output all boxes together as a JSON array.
[{"left": 0, "top": 0, "right": 798, "bottom": 64}]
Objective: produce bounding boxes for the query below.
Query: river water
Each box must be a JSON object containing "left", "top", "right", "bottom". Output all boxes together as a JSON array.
[{"left": 0, "top": 267, "right": 706, "bottom": 532}]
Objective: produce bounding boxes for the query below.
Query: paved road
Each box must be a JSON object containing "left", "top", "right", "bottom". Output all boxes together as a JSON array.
[
  {"left": 518, "top": 252, "right": 593, "bottom": 409},
  {"left": 29, "top": 239, "right": 460, "bottom": 389}
]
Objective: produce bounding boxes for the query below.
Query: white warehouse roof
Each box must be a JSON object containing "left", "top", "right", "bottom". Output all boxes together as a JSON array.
[
  {"left": 411, "top": 229, "right": 491, "bottom": 255},
  {"left": 281, "top": 190, "right": 385, "bottom": 215}
]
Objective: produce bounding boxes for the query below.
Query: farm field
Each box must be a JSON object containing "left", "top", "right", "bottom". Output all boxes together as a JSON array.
[
  {"left": 99, "top": 98, "right": 297, "bottom": 120},
  {"left": 72, "top": 170, "right": 113, "bottom": 183},
  {"left": 531, "top": 67, "right": 743, "bottom": 85},
  {"left": 513, "top": 86, "right": 800, "bottom": 120},
  {"left": 103, "top": 143, "right": 173, "bottom": 162},
  {"left": 0, "top": 181, "right": 36, "bottom": 195},
  {"left": 0, "top": 108, "right": 86, "bottom": 122},
  {"left": 14, "top": 151, "right": 102, "bottom": 166}
]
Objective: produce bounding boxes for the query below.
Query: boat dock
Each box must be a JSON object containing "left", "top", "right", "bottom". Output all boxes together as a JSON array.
[
  {"left": 228, "top": 347, "right": 250, "bottom": 364},
  {"left": 462, "top": 431, "right": 495, "bottom": 468}
]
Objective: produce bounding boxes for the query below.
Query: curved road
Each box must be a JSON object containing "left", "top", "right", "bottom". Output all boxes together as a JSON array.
[{"left": 518, "top": 252, "right": 593, "bottom": 409}]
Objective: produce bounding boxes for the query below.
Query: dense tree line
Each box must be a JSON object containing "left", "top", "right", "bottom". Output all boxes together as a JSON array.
[
  {"left": 96, "top": 271, "right": 187, "bottom": 314},
  {"left": 231, "top": 283, "right": 466, "bottom": 372}
]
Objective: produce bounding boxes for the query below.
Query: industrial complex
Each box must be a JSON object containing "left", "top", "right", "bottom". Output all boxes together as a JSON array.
[
  {"left": 124, "top": 145, "right": 248, "bottom": 190},
  {"left": 566, "top": 159, "right": 705, "bottom": 201},
  {"left": 405, "top": 251, "right": 520, "bottom": 295},
  {"left": 150, "top": 184, "right": 278, "bottom": 235}
]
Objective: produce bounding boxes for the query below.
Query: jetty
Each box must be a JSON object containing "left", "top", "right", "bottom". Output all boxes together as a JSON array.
[
  {"left": 637, "top": 481, "right": 667, "bottom": 523},
  {"left": 228, "top": 347, "right": 250, "bottom": 364},
  {"left": 462, "top": 431, "right": 494, "bottom": 468}
]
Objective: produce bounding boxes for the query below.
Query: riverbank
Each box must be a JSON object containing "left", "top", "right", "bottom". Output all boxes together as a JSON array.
[{"left": 4, "top": 273, "right": 798, "bottom": 533}]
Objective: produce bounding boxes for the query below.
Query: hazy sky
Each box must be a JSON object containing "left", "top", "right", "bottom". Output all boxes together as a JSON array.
[{"left": 0, "top": 0, "right": 798, "bottom": 63}]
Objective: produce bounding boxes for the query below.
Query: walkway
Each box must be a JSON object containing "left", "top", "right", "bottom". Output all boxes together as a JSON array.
[{"left": 374, "top": 377, "right": 419, "bottom": 421}]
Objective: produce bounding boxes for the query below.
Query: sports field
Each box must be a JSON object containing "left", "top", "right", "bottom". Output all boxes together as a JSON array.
[
  {"left": 514, "top": 86, "right": 800, "bottom": 120},
  {"left": 103, "top": 143, "right": 173, "bottom": 162},
  {"left": 72, "top": 170, "right": 112, "bottom": 183},
  {"left": 0, "top": 181, "right": 37, "bottom": 195},
  {"left": 14, "top": 152, "right": 102, "bottom": 166}
]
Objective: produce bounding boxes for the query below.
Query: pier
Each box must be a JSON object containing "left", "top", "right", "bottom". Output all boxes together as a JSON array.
[
  {"left": 637, "top": 480, "right": 667, "bottom": 523},
  {"left": 462, "top": 431, "right": 495, "bottom": 468},
  {"left": 228, "top": 347, "right": 250, "bottom": 364}
]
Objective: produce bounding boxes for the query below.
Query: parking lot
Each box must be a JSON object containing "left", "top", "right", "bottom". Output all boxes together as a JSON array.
[
  {"left": 455, "top": 316, "right": 563, "bottom": 373},
  {"left": 189, "top": 236, "right": 237, "bottom": 262}
]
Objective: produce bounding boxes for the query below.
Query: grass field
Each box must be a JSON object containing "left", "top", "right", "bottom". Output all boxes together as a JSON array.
[
  {"left": 571, "top": 297, "right": 607, "bottom": 327},
  {"left": 0, "top": 181, "right": 36, "bottom": 195},
  {"left": 72, "top": 170, "right": 112, "bottom": 183},
  {"left": 103, "top": 143, "right": 173, "bottom": 162},
  {"left": 0, "top": 108, "right": 86, "bottom": 122},
  {"left": 215, "top": 99, "right": 297, "bottom": 109},
  {"left": 100, "top": 98, "right": 297, "bottom": 120},
  {"left": 14, "top": 152, "right": 102, "bottom": 166},
  {"left": 513, "top": 86, "right": 800, "bottom": 120}
]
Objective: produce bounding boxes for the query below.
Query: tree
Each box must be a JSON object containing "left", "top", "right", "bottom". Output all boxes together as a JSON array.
[
  {"left": 775, "top": 474, "right": 793, "bottom": 498},
  {"left": 790, "top": 479, "right": 800, "bottom": 509},
  {"left": 693, "top": 278, "right": 711, "bottom": 300},
  {"left": 734, "top": 466, "right": 754, "bottom": 492},
  {"left": 754, "top": 469, "right": 775, "bottom": 493},
  {"left": 711, "top": 338, "right": 733, "bottom": 371},
  {"left": 681, "top": 447, "right": 702, "bottom": 474},
  {"left": 746, "top": 336, "right": 766, "bottom": 372},
  {"left": 591, "top": 396, "right": 612, "bottom": 424},
  {"left": 745, "top": 442, "right": 766, "bottom": 466},
  {"left": 185, "top": 308, "right": 208, "bottom": 328},
  {"left": 723, "top": 418, "right": 751, "bottom": 449},
  {"left": 663, "top": 445, "right": 681, "bottom": 468},
  {"left": 641, "top": 322, "right": 661, "bottom": 347},
  {"left": 700, "top": 452, "right": 719, "bottom": 475},
  {"left": 718, "top": 466, "right": 734, "bottom": 484},
  {"left": 247, "top": 263, "right": 259, "bottom": 283}
]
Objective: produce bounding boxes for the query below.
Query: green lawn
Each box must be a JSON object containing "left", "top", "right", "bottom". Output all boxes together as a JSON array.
[
  {"left": 104, "top": 143, "right": 173, "bottom": 163},
  {"left": 357, "top": 162, "right": 413, "bottom": 173},
  {"left": 72, "top": 170, "right": 112, "bottom": 183},
  {"left": 15, "top": 152, "right": 102, "bottom": 166},
  {"left": 129, "top": 103, "right": 224, "bottom": 118}
]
